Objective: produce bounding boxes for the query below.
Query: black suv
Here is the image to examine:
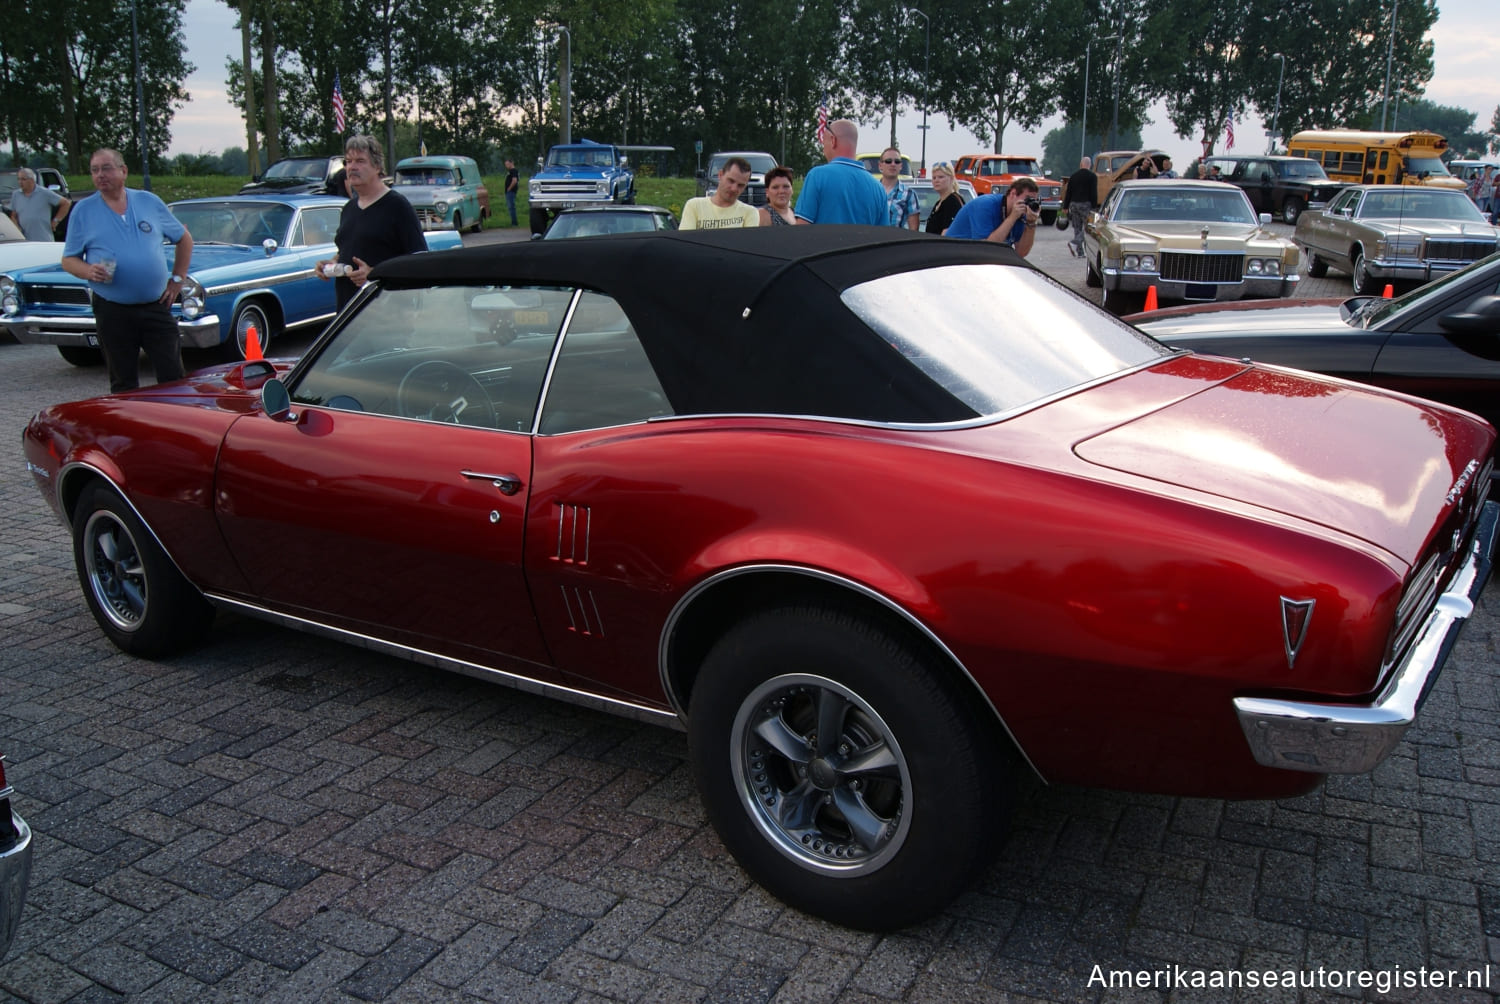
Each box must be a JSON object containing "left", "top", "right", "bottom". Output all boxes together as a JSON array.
[
  {"left": 1202, "top": 155, "right": 1348, "bottom": 225},
  {"left": 239, "top": 155, "right": 346, "bottom": 196}
]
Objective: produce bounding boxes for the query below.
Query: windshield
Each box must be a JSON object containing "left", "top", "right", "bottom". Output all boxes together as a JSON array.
[
  {"left": 171, "top": 200, "right": 295, "bottom": 245},
  {"left": 394, "top": 168, "right": 456, "bottom": 186},
  {"left": 1112, "top": 187, "right": 1257, "bottom": 224},
  {"left": 1357, "top": 190, "right": 1487, "bottom": 221},
  {"left": 546, "top": 212, "right": 662, "bottom": 238},
  {"left": 1280, "top": 160, "right": 1328, "bottom": 179},
  {"left": 264, "top": 159, "right": 327, "bottom": 180},
  {"left": 1405, "top": 156, "right": 1452, "bottom": 177},
  {"left": 710, "top": 154, "right": 778, "bottom": 175},
  {"left": 548, "top": 148, "right": 615, "bottom": 168},
  {"left": 843, "top": 264, "right": 1169, "bottom": 417}
]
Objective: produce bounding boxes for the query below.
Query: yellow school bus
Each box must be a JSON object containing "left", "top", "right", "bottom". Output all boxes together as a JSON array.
[{"left": 1286, "top": 129, "right": 1465, "bottom": 190}]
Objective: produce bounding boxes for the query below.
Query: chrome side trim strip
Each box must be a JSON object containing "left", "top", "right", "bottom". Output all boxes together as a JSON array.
[
  {"left": 656, "top": 563, "right": 1044, "bottom": 781},
  {"left": 204, "top": 270, "right": 316, "bottom": 298},
  {"left": 205, "top": 594, "right": 681, "bottom": 730}
]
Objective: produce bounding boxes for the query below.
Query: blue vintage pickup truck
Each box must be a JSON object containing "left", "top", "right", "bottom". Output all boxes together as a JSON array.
[{"left": 527, "top": 139, "right": 637, "bottom": 236}]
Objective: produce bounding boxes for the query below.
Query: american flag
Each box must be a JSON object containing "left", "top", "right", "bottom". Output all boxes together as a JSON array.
[
  {"left": 816, "top": 93, "right": 830, "bottom": 144},
  {"left": 1224, "top": 115, "right": 1235, "bottom": 150},
  {"left": 332, "top": 71, "right": 347, "bottom": 133}
]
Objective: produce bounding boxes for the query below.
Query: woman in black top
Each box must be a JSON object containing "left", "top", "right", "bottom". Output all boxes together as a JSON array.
[{"left": 925, "top": 163, "right": 964, "bottom": 235}]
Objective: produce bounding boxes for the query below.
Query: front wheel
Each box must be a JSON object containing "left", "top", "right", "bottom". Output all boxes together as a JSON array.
[
  {"left": 72, "top": 484, "right": 213, "bottom": 656},
  {"left": 1085, "top": 253, "right": 1102, "bottom": 288},
  {"left": 688, "top": 605, "right": 1009, "bottom": 930},
  {"left": 231, "top": 300, "right": 274, "bottom": 359},
  {"left": 1351, "top": 249, "right": 1377, "bottom": 295},
  {"left": 1281, "top": 197, "right": 1304, "bottom": 225},
  {"left": 1305, "top": 249, "right": 1328, "bottom": 277},
  {"left": 58, "top": 345, "right": 103, "bottom": 367},
  {"left": 529, "top": 207, "right": 551, "bottom": 237}
]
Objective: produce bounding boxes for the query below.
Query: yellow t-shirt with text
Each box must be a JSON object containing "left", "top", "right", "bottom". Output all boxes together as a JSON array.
[{"left": 680, "top": 198, "right": 760, "bottom": 230}]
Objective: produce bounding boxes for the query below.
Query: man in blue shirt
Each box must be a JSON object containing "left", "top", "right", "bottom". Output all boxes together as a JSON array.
[
  {"left": 944, "top": 177, "right": 1041, "bottom": 256},
  {"left": 61, "top": 148, "right": 193, "bottom": 392},
  {"left": 794, "top": 119, "right": 887, "bottom": 225}
]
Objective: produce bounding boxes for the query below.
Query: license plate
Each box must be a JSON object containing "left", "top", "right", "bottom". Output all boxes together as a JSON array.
[
  {"left": 513, "top": 310, "right": 549, "bottom": 325},
  {"left": 1183, "top": 284, "right": 1216, "bottom": 300}
]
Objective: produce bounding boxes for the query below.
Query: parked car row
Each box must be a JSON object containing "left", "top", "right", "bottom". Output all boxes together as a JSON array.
[{"left": 1, "top": 194, "right": 461, "bottom": 364}]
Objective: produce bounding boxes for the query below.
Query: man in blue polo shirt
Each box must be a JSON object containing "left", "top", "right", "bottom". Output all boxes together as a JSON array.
[
  {"left": 61, "top": 148, "right": 194, "bottom": 392},
  {"left": 794, "top": 119, "right": 886, "bottom": 225},
  {"left": 945, "top": 177, "right": 1042, "bottom": 256}
]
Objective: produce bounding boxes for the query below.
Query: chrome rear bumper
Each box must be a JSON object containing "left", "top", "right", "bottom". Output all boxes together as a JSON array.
[{"left": 1234, "top": 501, "right": 1497, "bottom": 774}]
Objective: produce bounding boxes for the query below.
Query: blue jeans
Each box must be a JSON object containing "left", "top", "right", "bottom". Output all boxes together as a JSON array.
[{"left": 505, "top": 191, "right": 518, "bottom": 225}]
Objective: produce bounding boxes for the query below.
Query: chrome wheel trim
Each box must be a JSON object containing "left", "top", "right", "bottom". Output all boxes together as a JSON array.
[
  {"left": 234, "top": 303, "right": 270, "bottom": 358},
  {"left": 731, "top": 673, "right": 912, "bottom": 876},
  {"left": 83, "top": 510, "right": 147, "bottom": 632},
  {"left": 1353, "top": 252, "right": 1369, "bottom": 294}
]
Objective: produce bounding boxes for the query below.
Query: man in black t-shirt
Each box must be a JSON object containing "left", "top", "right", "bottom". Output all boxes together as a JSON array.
[
  {"left": 316, "top": 135, "right": 425, "bottom": 309},
  {"left": 1061, "top": 156, "right": 1099, "bottom": 258},
  {"left": 504, "top": 159, "right": 520, "bottom": 226}
]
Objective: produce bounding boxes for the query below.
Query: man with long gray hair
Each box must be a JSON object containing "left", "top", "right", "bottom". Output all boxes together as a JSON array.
[{"left": 316, "top": 135, "right": 425, "bottom": 309}]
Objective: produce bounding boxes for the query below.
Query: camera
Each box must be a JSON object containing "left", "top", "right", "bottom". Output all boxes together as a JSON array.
[{"left": 1023, "top": 196, "right": 1041, "bottom": 211}]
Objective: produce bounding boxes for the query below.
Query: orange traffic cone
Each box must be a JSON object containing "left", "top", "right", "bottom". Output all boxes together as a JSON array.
[
  {"left": 1143, "top": 285, "right": 1158, "bottom": 312},
  {"left": 244, "top": 323, "right": 263, "bottom": 361},
  {"left": 1382, "top": 284, "right": 1394, "bottom": 298}
]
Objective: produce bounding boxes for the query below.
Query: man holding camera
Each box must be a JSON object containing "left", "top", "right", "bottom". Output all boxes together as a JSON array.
[{"left": 943, "top": 177, "right": 1042, "bottom": 256}]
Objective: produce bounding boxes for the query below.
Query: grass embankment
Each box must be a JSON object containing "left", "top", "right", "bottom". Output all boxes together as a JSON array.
[{"left": 66, "top": 174, "right": 704, "bottom": 230}]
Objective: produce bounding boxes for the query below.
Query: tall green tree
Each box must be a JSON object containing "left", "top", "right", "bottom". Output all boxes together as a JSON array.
[
  {"left": 1154, "top": 0, "right": 1261, "bottom": 158},
  {"left": 1242, "top": 0, "right": 1436, "bottom": 145},
  {"left": 1389, "top": 98, "right": 1488, "bottom": 158}
]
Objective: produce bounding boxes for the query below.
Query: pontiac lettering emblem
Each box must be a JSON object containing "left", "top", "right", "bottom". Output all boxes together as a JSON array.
[
  {"left": 1445, "top": 459, "right": 1478, "bottom": 506},
  {"left": 1280, "top": 597, "right": 1315, "bottom": 669}
]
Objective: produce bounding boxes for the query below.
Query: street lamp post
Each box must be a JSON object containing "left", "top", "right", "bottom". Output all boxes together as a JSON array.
[
  {"left": 131, "top": 0, "right": 150, "bottom": 190},
  {"left": 558, "top": 26, "right": 572, "bottom": 145},
  {"left": 1082, "top": 33, "right": 1120, "bottom": 162},
  {"left": 1381, "top": 0, "right": 1399, "bottom": 130},
  {"left": 908, "top": 8, "right": 930, "bottom": 176},
  {"left": 1267, "top": 52, "right": 1285, "bottom": 154},
  {"left": 1110, "top": 31, "right": 1123, "bottom": 153}
]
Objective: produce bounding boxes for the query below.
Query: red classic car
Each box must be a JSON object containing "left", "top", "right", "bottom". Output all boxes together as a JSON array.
[{"left": 22, "top": 227, "right": 1497, "bottom": 930}]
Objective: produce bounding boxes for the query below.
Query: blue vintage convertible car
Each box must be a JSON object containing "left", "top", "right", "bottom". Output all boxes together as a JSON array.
[{"left": 0, "top": 194, "right": 461, "bottom": 365}]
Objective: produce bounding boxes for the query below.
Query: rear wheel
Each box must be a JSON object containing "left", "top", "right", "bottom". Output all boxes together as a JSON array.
[
  {"left": 1281, "top": 197, "right": 1304, "bottom": 225},
  {"left": 688, "top": 605, "right": 1010, "bottom": 930},
  {"left": 71, "top": 484, "right": 213, "bottom": 656},
  {"left": 58, "top": 345, "right": 103, "bottom": 367}
]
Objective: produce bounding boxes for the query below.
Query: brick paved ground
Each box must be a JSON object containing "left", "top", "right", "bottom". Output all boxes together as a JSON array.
[{"left": 0, "top": 226, "right": 1496, "bottom": 1002}]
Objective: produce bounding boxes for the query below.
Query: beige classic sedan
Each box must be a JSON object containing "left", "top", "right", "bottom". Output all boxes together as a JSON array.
[
  {"left": 1082, "top": 180, "right": 1300, "bottom": 314},
  {"left": 1293, "top": 185, "right": 1500, "bottom": 295}
]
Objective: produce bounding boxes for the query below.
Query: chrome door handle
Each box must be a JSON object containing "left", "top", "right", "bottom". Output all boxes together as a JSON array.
[{"left": 461, "top": 470, "right": 522, "bottom": 495}]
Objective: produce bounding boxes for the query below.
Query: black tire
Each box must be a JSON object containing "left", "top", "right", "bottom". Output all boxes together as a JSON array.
[
  {"left": 71, "top": 484, "right": 213, "bottom": 657},
  {"left": 1351, "top": 248, "right": 1377, "bottom": 295},
  {"left": 1305, "top": 251, "right": 1328, "bottom": 278},
  {"left": 1281, "top": 197, "right": 1304, "bottom": 225},
  {"left": 529, "top": 207, "right": 551, "bottom": 237},
  {"left": 1085, "top": 254, "right": 1102, "bottom": 288},
  {"left": 1039, "top": 210, "right": 1057, "bottom": 227},
  {"left": 687, "top": 605, "right": 1009, "bottom": 930},
  {"left": 231, "top": 300, "right": 274, "bottom": 359},
  {"left": 452, "top": 211, "right": 463, "bottom": 235},
  {"left": 58, "top": 345, "right": 103, "bottom": 367}
]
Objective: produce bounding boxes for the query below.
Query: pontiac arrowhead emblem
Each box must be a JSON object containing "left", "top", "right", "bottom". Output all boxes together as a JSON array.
[
  {"left": 1280, "top": 597, "right": 1315, "bottom": 668},
  {"left": 1200, "top": 226, "right": 1210, "bottom": 250}
]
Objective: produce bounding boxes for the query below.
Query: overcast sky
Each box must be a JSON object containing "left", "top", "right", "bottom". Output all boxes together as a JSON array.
[{"left": 166, "top": 0, "right": 1497, "bottom": 167}]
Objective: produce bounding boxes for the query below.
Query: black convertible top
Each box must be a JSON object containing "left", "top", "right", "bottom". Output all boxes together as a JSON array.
[{"left": 373, "top": 227, "right": 1029, "bottom": 423}]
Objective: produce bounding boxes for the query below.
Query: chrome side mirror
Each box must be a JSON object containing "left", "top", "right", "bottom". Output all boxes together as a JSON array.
[{"left": 262, "top": 377, "right": 293, "bottom": 422}]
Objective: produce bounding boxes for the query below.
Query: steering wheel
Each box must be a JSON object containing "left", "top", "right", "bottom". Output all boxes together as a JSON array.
[{"left": 395, "top": 360, "right": 496, "bottom": 428}]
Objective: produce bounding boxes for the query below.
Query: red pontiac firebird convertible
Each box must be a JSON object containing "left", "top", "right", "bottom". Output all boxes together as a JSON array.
[{"left": 22, "top": 227, "right": 1497, "bottom": 929}]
